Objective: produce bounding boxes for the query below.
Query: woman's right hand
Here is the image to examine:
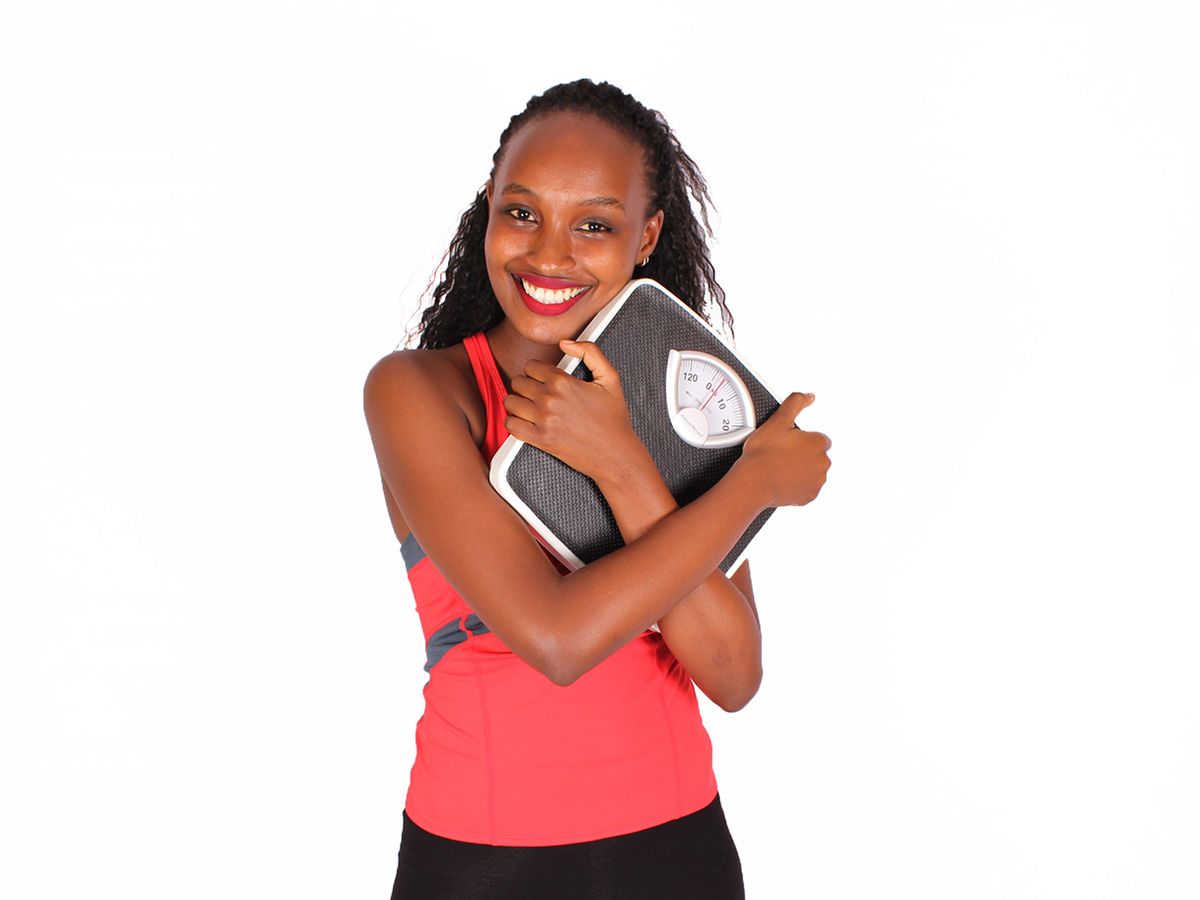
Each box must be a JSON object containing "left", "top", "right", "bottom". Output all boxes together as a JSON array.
[{"left": 736, "top": 392, "right": 832, "bottom": 508}]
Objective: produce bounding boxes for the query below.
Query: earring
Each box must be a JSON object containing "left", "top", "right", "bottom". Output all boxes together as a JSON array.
[{"left": 640, "top": 255, "right": 650, "bottom": 267}]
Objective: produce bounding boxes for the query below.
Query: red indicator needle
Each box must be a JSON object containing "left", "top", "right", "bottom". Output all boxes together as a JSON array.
[{"left": 699, "top": 376, "right": 726, "bottom": 412}]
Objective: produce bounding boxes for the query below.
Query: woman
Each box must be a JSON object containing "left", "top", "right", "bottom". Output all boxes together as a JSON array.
[{"left": 365, "top": 79, "right": 831, "bottom": 899}]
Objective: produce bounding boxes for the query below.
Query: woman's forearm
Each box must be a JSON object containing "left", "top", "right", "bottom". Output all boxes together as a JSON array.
[
  {"left": 589, "top": 442, "right": 764, "bottom": 711},
  {"left": 544, "top": 452, "right": 767, "bottom": 684}
]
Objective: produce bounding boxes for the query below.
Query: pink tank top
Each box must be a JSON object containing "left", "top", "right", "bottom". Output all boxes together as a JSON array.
[{"left": 399, "top": 331, "right": 717, "bottom": 846}]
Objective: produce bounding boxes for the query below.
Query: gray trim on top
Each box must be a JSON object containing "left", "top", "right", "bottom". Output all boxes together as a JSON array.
[
  {"left": 400, "top": 532, "right": 427, "bottom": 571},
  {"left": 401, "top": 533, "right": 492, "bottom": 671},
  {"left": 424, "top": 614, "right": 491, "bottom": 673}
]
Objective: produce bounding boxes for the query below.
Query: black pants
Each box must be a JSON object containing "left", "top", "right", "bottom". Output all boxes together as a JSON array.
[{"left": 390, "top": 794, "right": 745, "bottom": 899}]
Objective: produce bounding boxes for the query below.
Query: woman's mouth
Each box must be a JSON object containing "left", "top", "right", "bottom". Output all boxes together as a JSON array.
[{"left": 512, "top": 275, "right": 591, "bottom": 317}]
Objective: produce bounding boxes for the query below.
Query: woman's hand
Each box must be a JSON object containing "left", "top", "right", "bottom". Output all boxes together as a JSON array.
[
  {"left": 735, "top": 391, "right": 832, "bottom": 508},
  {"left": 503, "top": 340, "right": 645, "bottom": 480}
]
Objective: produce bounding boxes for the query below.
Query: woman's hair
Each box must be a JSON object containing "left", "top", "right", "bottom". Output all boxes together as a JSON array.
[{"left": 410, "top": 79, "right": 732, "bottom": 350}]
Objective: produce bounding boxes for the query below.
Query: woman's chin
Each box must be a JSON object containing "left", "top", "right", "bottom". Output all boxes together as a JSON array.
[
  {"left": 523, "top": 319, "right": 581, "bottom": 349},
  {"left": 501, "top": 305, "right": 586, "bottom": 345}
]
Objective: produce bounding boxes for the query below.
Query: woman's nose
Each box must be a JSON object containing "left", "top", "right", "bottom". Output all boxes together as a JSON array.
[{"left": 527, "top": 223, "right": 575, "bottom": 273}]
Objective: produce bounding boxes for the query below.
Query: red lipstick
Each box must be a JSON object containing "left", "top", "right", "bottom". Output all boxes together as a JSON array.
[
  {"left": 519, "top": 273, "right": 587, "bottom": 289},
  {"left": 512, "top": 274, "right": 591, "bottom": 317}
]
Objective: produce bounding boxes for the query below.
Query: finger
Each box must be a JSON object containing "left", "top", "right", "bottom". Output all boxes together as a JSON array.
[
  {"left": 510, "top": 373, "right": 547, "bottom": 400},
  {"left": 805, "top": 430, "right": 832, "bottom": 453},
  {"left": 771, "top": 392, "right": 815, "bottom": 429},
  {"left": 560, "top": 340, "right": 619, "bottom": 386},
  {"left": 503, "top": 393, "right": 540, "bottom": 424},
  {"left": 522, "top": 358, "right": 557, "bottom": 384},
  {"left": 503, "top": 412, "right": 538, "bottom": 445}
]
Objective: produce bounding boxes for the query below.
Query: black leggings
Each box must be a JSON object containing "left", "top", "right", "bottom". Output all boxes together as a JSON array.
[{"left": 389, "top": 794, "right": 745, "bottom": 899}]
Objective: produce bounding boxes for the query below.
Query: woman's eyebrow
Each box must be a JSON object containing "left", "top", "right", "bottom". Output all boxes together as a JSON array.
[
  {"left": 580, "top": 196, "right": 625, "bottom": 210},
  {"left": 500, "top": 182, "right": 625, "bottom": 210}
]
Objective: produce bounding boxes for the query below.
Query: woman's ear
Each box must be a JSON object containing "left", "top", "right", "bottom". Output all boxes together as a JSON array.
[
  {"left": 485, "top": 179, "right": 494, "bottom": 205},
  {"left": 639, "top": 209, "right": 665, "bottom": 262}
]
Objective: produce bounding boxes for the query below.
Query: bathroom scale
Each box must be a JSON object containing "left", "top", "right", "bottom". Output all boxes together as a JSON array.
[{"left": 489, "top": 278, "right": 788, "bottom": 575}]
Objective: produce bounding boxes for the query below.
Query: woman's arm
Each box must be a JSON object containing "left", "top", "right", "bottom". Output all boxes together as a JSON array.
[
  {"left": 500, "top": 338, "right": 819, "bottom": 706},
  {"left": 364, "top": 350, "right": 826, "bottom": 688},
  {"left": 591, "top": 442, "right": 763, "bottom": 712}
]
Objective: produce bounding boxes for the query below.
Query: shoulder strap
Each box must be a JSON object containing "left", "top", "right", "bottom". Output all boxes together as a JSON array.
[
  {"left": 462, "top": 332, "right": 511, "bottom": 463},
  {"left": 462, "top": 332, "right": 571, "bottom": 576}
]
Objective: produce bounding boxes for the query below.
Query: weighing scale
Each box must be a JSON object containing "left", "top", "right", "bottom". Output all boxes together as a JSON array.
[{"left": 489, "top": 278, "right": 788, "bottom": 575}]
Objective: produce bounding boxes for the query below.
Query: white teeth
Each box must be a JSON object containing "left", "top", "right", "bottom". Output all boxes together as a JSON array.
[{"left": 521, "top": 278, "right": 587, "bottom": 304}]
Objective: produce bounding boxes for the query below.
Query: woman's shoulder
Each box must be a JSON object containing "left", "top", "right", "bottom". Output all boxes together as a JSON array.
[
  {"left": 365, "top": 342, "right": 488, "bottom": 450},
  {"left": 367, "top": 343, "right": 464, "bottom": 383}
]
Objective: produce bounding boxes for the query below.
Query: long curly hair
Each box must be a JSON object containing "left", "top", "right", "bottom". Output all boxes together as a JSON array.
[{"left": 409, "top": 79, "right": 732, "bottom": 350}]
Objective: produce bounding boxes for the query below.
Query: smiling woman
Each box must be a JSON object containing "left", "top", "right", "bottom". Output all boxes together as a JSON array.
[
  {"left": 365, "top": 79, "right": 831, "bottom": 899},
  {"left": 484, "top": 111, "right": 663, "bottom": 333}
]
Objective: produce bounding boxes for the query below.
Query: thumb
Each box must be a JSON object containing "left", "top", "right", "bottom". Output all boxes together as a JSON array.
[
  {"left": 771, "top": 391, "right": 815, "bottom": 429},
  {"left": 560, "top": 340, "right": 620, "bottom": 385}
]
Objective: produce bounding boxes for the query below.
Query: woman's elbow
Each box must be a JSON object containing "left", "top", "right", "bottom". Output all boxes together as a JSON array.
[
  {"left": 541, "top": 652, "right": 581, "bottom": 687},
  {"left": 486, "top": 601, "right": 584, "bottom": 686},
  {"left": 711, "top": 664, "right": 763, "bottom": 712},
  {"left": 524, "top": 614, "right": 625, "bottom": 687},
  {"left": 716, "top": 690, "right": 756, "bottom": 713},
  {"left": 543, "top": 644, "right": 603, "bottom": 687},
  {"left": 523, "top": 630, "right": 586, "bottom": 687}
]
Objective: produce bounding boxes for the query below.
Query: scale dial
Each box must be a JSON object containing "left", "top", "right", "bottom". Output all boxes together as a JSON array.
[{"left": 665, "top": 349, "right": 757, "bottom": 449}]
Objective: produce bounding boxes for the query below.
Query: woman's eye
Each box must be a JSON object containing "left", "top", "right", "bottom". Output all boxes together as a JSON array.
[
  {"left": 506, "top": 208, "right": 535, "bottom": 222},
  {"left": 580, "top": 221, "right": 612, "bottom": 234}
]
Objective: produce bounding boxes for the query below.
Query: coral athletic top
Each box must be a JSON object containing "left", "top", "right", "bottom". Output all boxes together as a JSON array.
[{"left": 398, "top": 330, "right": 718, "bottom": 846}]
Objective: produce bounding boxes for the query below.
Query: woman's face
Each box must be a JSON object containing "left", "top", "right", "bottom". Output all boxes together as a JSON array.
[{"left": 484, "top": 111, "right": 663, "bottom": 350}]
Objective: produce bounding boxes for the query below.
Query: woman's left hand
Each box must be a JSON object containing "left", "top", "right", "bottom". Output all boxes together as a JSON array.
[{"left": 503, "top": 340, "right": 644, "bottom": 480}]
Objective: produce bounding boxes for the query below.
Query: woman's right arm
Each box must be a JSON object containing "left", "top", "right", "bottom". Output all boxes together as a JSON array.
[{"left": 364, "top": 351, "right": 825, "bottom": 686}]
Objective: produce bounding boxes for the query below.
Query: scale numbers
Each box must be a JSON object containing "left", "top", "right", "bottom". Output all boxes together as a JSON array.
[{"left": 665, "top": 349, "right": 757, "bottom": 449}]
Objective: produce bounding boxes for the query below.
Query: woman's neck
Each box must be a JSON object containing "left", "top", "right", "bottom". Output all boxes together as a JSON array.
[{"left": 484, "top": 320, "right": 562, "bottom": 393}]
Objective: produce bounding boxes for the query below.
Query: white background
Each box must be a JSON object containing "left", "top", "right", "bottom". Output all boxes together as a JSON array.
[{"left": 2, "top": 1, "right": 1197, "bottom": 897}]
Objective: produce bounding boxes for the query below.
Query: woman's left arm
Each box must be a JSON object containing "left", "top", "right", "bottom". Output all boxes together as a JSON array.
[
  {"left": 591, "top": 449, "right": 763, "bottom": 712},
  {"left": 508, "top": 339, "right": 767, "bottom": 710}
]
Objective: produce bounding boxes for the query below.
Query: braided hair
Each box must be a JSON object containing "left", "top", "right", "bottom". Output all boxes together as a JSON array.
[{"left": 411, "top": 79, "right": 732, "bottom": 350}]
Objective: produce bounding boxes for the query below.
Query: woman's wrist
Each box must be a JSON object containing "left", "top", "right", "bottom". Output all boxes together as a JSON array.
[
  {"left": 724, "top": 456, "right": 773, "bottom": 516},
  {"left": 591, "top": 437, "right": 678, "bottom": 531},
  {"left": 594, "top": 441, "right": 773, "bottom": 523}
]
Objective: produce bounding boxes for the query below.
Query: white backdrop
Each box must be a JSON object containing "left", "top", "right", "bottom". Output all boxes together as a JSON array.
[{"left": 2, "top": 2, "right": 1197, "bottom": 898}]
